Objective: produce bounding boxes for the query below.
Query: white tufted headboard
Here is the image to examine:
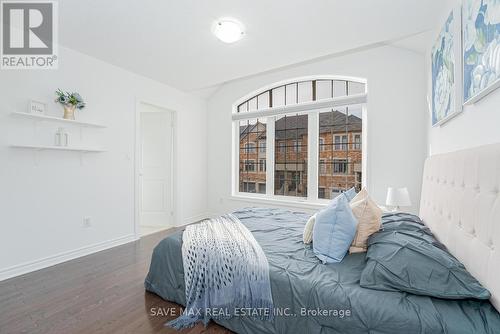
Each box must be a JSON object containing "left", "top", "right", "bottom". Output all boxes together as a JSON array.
[{"left": 419, "top": 143, "right": 500, "bottom": 311}]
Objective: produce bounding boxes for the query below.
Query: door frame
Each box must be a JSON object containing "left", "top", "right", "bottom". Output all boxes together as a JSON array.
[{"left": 134, "top": 99, "right": 177, "bottom": 239}]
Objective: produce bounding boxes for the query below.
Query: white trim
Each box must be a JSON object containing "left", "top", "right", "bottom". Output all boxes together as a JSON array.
[
  {"left": 0, "top": 234, "right": 136, "bottom": 282},
  {"left": 9, "top": 144, "right": 105, "bottom": 153},
  {"left": 265, "top": 117, "right": 275, "bottom": 196},
  {"left": 10, "top": 111, "right": 107, "bottom": 128},
  {"left": 232, "top": 93, "right": 367, "bottom": 121},
  {"left": 179, "top": 213, "right": 211, "bottom": 227},
  {"left": 232, "top": 121, "right": 239, "bottom": 196},
  {"left": 308, "top": 111, "right": 319, "bottom": 201},
  {"left": 134, "top": 99, "right": 177, "bottom": 240},
  {"left": 230, "top": 194, "right": 328, "bottom": 211},
  {"left": 362, "top": 104, "right": 369, "bottom": 190}
]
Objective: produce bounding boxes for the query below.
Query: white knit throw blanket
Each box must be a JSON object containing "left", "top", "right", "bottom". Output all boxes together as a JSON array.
[{"left": 167, "top": 214, "right": 274, "bottom": 329}]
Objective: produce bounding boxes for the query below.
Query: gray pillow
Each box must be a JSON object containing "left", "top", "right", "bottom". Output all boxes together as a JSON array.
[{"left": 360, "top": 224, "right": 490, "bottom": 300}]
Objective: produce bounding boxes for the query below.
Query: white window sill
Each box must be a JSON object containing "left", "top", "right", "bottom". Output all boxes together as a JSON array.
[{"left": 229, "top": 194, "right": 328, "bottom": 211}]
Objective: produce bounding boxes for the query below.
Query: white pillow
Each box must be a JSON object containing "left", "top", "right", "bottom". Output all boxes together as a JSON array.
[{"left": 303, "top": 213, "right": 316, "bottom": 244}]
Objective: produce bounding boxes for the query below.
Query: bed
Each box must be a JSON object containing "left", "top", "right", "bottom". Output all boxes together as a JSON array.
[{"left": 145, "top": 143, "right": 500, "bottom": 333}]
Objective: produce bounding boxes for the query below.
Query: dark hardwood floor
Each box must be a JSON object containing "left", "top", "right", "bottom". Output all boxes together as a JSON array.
[{"left": 0, "top": 229, "right": 232, "bottom": 334}]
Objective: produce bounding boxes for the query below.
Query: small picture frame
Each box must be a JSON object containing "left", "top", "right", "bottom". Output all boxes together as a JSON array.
[{"left": 29, "top": 100, "right": 47, "bottom": 115}]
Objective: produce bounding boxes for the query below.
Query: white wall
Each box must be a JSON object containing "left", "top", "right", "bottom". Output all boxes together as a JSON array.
[
  {"left": 425, "top": 2, "right": 500, "bottom": 155},
  {"left": 206, "top": 45, "right": 427, "bottom": 216},
  {"left": 0, "top": 46, "right": 208, "bottom": 280},
  {"left": 428, "top": 91, "right": 500, "bottom": 154}
]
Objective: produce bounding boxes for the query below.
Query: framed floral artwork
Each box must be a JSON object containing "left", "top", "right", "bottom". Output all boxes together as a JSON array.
[
  {"left": 463, "top": 0, "right": 500, "bottom": 104},
  {"left": 431, "top": 9, "right": 463, "bottom": 126}
]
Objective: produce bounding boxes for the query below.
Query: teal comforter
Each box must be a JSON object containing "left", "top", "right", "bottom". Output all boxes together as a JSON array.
[{"left": 145, "top": 208, "right": 500, "bottom": 334}]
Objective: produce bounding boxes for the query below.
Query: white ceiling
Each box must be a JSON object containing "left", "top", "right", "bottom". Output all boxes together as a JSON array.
[{"left": 59, "top": 0, "right": 453, "bottom": 94}]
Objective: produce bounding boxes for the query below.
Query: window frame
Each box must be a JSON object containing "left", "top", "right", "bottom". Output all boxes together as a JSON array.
[
  {"left": 258, "top": 140, "right": 266, "bottom": 153},
  {"left": 232, "top": 76, "right": 368, "bottom": 205},
  {"left": 292, "top": 139, "right": 302, "bottom": 153},
  {"left": 243, "top": 159, "right": 256, "bottom": 172},
  {"left": 259, "top": 159, "right": 266, "bottom": 172},
  {"left": 243, "top": 142, "right": 256, "bottom": 154},
  {"left": 242, "top": 181, "right": 256, "bottom": 193},
  {"left": 332, "top": 158, "right": 349, "bottom": 175},
  {"left": 319, "top": 158, "right": 327, "bottom": 175},
  {"left": 278, "top": 141, "right": 286, "bottom": 153},
  {"left": 319, "top": 137, "right": 326, "bottom": 151},
  {"left": 353, "top": 133, "right": 362, "bottom": 150},
  {"left": 334, "top": 135, "right": 348, "bottom": 151}
]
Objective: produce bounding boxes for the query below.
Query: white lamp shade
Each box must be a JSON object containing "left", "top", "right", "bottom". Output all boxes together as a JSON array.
[{"left": 386, "top": 187, "right": 412, "bottom": 207}]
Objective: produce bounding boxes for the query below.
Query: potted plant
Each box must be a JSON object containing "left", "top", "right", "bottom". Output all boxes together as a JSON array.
[{"left": 55, "top": 89, "right": 86, "bottom": 120}]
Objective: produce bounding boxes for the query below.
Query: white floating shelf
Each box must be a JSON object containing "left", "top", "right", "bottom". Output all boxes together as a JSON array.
[
  {"left": 10, "top": 144, "right": 105, "bottom": 153},
  {"left": 10, "top": 112, "right": 107, "bottom": 128}
]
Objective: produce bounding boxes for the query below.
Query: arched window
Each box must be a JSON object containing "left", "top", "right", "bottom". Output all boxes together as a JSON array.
[{"left": 233, "top": 76, "right": 367, "bottom": 201}]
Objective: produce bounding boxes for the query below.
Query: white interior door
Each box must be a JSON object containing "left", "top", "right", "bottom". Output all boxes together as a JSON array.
[{"left": 139, "top": 106, "right": 173, "bottom": 227}]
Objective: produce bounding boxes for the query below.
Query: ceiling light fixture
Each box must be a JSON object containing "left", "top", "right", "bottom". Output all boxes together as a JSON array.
[{"left": 212, "top": 18, "right": 245, "bottom": 44}]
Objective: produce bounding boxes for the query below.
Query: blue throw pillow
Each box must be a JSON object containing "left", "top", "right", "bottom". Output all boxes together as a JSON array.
[
  {"left": 343, "top": 187, "right": 357, "bottom": 201},
  {"left": 313, "top": 193, "right": 358, "bottom": 263}
]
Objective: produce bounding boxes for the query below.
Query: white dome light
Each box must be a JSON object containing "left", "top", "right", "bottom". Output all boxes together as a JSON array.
[{"left": 212, "top": 18, "right": 245, "bottom": 43}]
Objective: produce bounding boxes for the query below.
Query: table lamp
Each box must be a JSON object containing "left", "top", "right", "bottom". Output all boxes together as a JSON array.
[{"left": 386, "top": 187, "right": 411, "bottom": 211}]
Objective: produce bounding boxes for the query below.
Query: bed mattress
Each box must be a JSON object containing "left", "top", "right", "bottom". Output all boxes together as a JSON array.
[{"left": 145, "top": 207, "right": 500, "bottom": 334}]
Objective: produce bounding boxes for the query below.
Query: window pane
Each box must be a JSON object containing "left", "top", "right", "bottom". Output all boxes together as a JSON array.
[
  {"left": 236, "top": 79, "right": 365, "bottom": 199},
  {"left": 348, "top": 104, "right": 363, "bottom": 120},
  {"left": 275, "top": 114, "right": 308, "bottom": 197},
  {"left": 316, "top": 80, "right": 333, "bottom": 100},
  {"left": 353, "top": 134, "right": 361, "bottom": 150},
  {"left": 333, "top": 80, "right": 347, "bottom": 97},
  {"left": 348, "top": 81, "right": 366, "bottom": 95},
  {"left": 258, "top": 139, "right": 266, "bottom": 153},
  {"left": 239, "top": 118, "right": 266, "bottom": 194},
  {"left": 272, "top": 86, "right": 285, "bottom": 107},
  {"left": 238, "top": 102, "right": 248, "bottom": 113},
  {"left": 285, "top": 84, "right": 297, "bottom": 105},
  {"left": 298, "top": 81, "right": 312, "bottom": 103},
  {"left": 248, "top": 97, "right": 257, "bottom": 111},
  {"left": 318, "top": 107, "right": 362, "bottom": 199},
  {"left": 257, "top": 91, "right": 270, "bottom": 110}
]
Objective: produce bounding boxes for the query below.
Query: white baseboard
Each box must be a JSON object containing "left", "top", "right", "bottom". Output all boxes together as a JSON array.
[
  {"left": 177, "top": 212, "right": 212, "bottom": 227},
  {"left": 0, "top": 234, "right": 136, "bottom": 282},
  {"left": 204, "top": 212, "right": 218, "bottom": 219},
  {"left": 1, "top": 214, "right": 214, "bottom": 282}
]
